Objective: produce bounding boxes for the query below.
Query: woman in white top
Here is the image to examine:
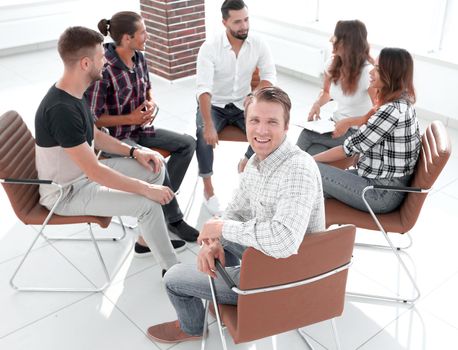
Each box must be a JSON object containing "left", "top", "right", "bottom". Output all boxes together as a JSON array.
[{"left": 296, "top": 20, "right": 377, "bottom": 155}]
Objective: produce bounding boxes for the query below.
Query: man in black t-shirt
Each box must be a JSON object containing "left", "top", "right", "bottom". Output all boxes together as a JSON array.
[{"left": 35, "top": 26, "right": 180, "bottom": 274}]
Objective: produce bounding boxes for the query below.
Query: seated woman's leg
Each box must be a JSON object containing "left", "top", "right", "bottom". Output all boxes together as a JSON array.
[
  {"left": 318, "top": 162, "right": 409, "bottom": 213},
  {"left": 297, "top": 128, "right": 355, "bottom": 155}
]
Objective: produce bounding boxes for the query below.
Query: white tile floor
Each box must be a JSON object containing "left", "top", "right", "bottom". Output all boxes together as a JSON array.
[{"left": 0, "top": 48, "right": 458, "bottom": 350}]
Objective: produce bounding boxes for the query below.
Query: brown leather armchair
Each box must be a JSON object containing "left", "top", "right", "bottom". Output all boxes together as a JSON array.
[
  {"left": 0, "top": 110, "right": 132, "bottom": 292},
  {"left": 203, "top": 225, "right": 356, "bottom": 349},
  {"left": 325, "top": 120, "right": 452, "bottom": 303}
]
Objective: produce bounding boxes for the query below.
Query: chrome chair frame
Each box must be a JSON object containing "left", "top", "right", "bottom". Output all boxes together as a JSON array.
[
  {"left": 201, "top": 259, "right": 351, "bottom": 350},
  {"left": 347, "top": 184, "right": 427, "bottom": 304},
  {"left": 2, "top": 178, "right": 131, "bottom": 293}
]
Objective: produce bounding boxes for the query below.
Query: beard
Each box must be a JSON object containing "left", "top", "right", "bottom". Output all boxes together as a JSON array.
[
  {"left": 230, "top": 28, "right": 248, "bottom": 40},
  {"left": 89, "top": 66, "right": 104, "bottom": 83}
]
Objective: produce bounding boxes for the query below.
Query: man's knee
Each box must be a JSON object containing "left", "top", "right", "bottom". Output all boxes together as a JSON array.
[
  {"left": 143, "top": 162, "right": 166, "bottom": 185},
  {"left": 163, "top": 263, "right": 187, "bottom": 294},
  {"left": 136, "top": 196, "right": 163, "bottom": 217},
  {"left": 183, "top": 134, "right": 197, "bottom": 153}
]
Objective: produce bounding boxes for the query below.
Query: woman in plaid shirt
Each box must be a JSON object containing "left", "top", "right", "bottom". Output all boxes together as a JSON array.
[{"left": 314, "top": 48, "right": 421, "bottom": 213}]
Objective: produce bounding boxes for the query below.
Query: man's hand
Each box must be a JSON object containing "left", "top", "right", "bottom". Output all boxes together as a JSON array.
[
  {"left": 134, "top": 148, "right": 163, "bottom": 173},
  {"left": 197, "top": 218, "right": 224, "bottom": 245},
  {"left": 128, "top": 102, "right": 154, "bottom": 126},
  {"left": 197, "top": 239, "right": 225, "bottom": 278},
  {"left": 144, "top": 184, "right": 175, "bottom": 205},
  {"left": 141, "top": 100, "right": 158, "bottom": 128},
  {"left": 203, "top": 124, "right": 219, "bottom": 148},
  {"left": 332, "top": 119, "right": 350, "bottom": 138}
]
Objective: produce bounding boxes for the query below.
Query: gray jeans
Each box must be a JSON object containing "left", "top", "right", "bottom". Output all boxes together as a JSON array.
[
  {"left": 50, "top": 157, "right": 178, "bottom": 270},
  {"left": 296, "top": 128, "right": 355, "bottom": 155},
  {"left": 317, "top": 162, "right": 411, "bottom": 214},
  {"left": 164, "top": 240, "right": 246, "bottom": 335}
]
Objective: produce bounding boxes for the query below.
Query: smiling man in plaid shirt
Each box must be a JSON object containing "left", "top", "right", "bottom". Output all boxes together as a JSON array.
[{"left": 146, "top": 86, "right": 325, "bottom": 344}]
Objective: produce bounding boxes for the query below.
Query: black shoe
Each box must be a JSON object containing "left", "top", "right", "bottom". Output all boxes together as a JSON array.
[
  {"left": 171, "top": 239, "right": 186, "bottom": 252},
  {"left": 134, "top": 240, "right": 186, "bottom": 258},
  {"left": 168, "top": 220, "right": 199, "bottom": 242}
]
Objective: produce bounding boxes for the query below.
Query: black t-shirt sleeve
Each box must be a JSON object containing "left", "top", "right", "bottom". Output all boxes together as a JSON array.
[{"left": 46, "top": 104, "right": 88, "bottom": 148}]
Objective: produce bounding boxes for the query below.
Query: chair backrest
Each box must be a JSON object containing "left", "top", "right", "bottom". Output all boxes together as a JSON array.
[
  {"left": 0, "top": 111, "right": 40, "bottom": 223},
  {"left": 325, "top": 120, "right": 452, "bottom": 233},
  {"left": 230, "top": 225, "right": 356, "bottom": 343},
  {"left": 218, "top": 125, "right": 247, "bottom": 142},
  {"left": 398, "top": 120, "right": 451, "bottom": 231},
  {"left": 150, "top": 147, "right": 171, "bottom": 158}
]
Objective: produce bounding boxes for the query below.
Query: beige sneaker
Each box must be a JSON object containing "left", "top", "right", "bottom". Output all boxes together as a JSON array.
[{"left": 147, "top": 320, "right": 202, "bottom": 344}]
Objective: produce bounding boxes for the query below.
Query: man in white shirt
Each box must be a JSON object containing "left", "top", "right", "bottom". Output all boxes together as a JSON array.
[{"left": 195, "top": 0, "right": 276, "bottom": 214}]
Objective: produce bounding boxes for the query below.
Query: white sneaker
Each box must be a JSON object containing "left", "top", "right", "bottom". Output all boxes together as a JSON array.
[{"left": 204, "top": 195, "right": 223, "bottom": 216}]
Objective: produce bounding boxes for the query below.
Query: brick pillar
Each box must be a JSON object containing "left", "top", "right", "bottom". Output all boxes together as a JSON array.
[{"left": 140, "top": 0, "right": 206, "bottom": 81}]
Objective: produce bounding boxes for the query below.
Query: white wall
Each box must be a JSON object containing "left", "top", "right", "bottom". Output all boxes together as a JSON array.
[{"left": 0, "top": 0, "right": 140, "bottom": 53}]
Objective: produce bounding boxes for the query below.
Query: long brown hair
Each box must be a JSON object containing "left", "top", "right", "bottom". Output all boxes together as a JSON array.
[
  {"left": 376, "top": 47, "right": 416, "bottom": 105},
  {"left": 328, "top": 20, "right": 372, "bottom": 95}
]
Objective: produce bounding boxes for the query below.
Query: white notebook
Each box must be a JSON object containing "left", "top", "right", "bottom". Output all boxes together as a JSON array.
[{"left": 295, "top": 119, "right": 336, "bottom": 134}]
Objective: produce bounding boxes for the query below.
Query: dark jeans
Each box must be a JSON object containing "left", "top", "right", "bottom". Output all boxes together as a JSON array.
[
  {"left": 108, "top": 130, "right": 195, "bottom": 223},
  {"left": 195, "top": 104, "right": 254, "bottom": 177},
  {"left": 137, "top": 128, "right": 196, "bottom": 192}
]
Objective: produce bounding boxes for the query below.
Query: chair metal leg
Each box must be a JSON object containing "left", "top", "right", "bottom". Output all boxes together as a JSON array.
[
  {"left": 111, "top": 216, "right": 138, "bottom": 230},
  {"left": 201, "top": 300, "right": 210, "bottom": 350},
  {"left": 10, "top": 215, "right": 133, "bottom": 292},
  {"left": 298, "top": 318, "right": 340, "bottom": 350},
  {"left": 88, "top": 223, "right": 111, "bottom": 283},
  {"left": 208, "top": 275, "right": 228, "bottom": 350},
  {"left": 347, "top": 188, "right": 421, "bottom": 303},
  {"left": 297, "top": 328, "right": 316, "bottom": 350},
  {"left": 183, "top": 175, "right": 199, "bottom": 220},
  {"left": 355, "top": 230, "right": 413, "bottom": 251},
  {"left": 331, "top": 318, "right": 341, "bottom": 350},
  {"left": 41, "top": 216, "right": 128, "bottom": 242}
]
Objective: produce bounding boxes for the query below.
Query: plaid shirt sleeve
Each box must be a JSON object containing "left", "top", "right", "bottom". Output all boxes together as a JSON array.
[
  {"left": 222, "top": 158, "right": 321, "bottom": 259},
  {"left": 343, "top": 102, "right": 399, "bottom": 156},
  {"left": 86, "top": 78, "right": 110, "bottom": 122}
]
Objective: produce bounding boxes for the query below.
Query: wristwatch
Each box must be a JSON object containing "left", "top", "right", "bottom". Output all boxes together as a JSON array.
[{"left": 129, "top": 146, "right": 138, "bottom": 158}]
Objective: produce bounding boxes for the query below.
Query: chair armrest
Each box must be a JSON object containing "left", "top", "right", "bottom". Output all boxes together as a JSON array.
[
  {"left": 214, "top": 258, "right": 352, "bottom": 296},
  {"left": 1, "top": 178, "right": 53, "bottom": 185},
  {"left": 370, "top": 184, "right": 427, "bottom": 193},
  {"left": 215, "top": 259, "right": 237, "bottom": 289}
]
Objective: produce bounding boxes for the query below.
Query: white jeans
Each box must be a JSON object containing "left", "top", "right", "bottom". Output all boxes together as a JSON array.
[{"left": 49, "top": 157, "right": 178, "bottom": 270}]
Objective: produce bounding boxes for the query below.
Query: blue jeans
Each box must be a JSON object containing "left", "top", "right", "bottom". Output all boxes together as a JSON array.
[
  {"left": 296, "top": 128, "right": 355, "bottom": 155},
  {"left": 317, "top": 163, "right": 411, "bottom": 213},
  {"left": 196, "top": 104, "right": 254, "bottom": 177},
  {"left": 163, "top": 240, "right": 247, "bottom": 336}
]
